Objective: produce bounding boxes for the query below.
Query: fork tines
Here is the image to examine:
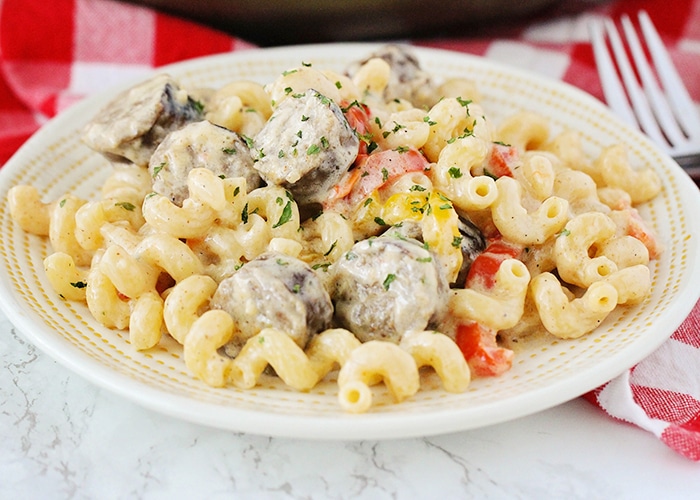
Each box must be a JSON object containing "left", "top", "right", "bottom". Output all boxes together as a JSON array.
[{"left": 590, "top": 10, "right": 700, "bottom": 172}]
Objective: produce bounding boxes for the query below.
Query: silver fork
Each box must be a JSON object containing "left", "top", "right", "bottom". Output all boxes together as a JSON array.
[{"left": 589, "top": 10, "right": 700, "bottom": 181}]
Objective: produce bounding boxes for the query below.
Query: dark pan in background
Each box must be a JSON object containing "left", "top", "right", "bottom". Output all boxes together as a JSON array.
[{"left": 125, "top": 0, "right": 566, "bottom": 46}]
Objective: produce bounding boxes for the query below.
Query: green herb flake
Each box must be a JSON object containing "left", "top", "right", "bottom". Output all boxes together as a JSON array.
[
  {"left": 383, "top": 273, "right": 397, "bottom": 291},
  {"left": 272, "top": 201, "right": 293, "bottom": 228},
  {"left": 222, "top": 147, "right": 237, "bottom": 155},
  {"left": 191, "top": 99, "right": 205, "bottom": 114},
  {"left": 115, "top": 201, "right": 136, "bottom": 211},
  {"left": 374, "top": 216, "right": 387, "bottom": 226},
  {"left": 448, "top": 167, "right": 463, "bottom": 178},
  {"left": 482, "top": 168, "right": 498, "bottom": 180},
  {"left": 307, "top": 144, "right": 321, "bottom": 155},
  {"left": 241, "top": 203, "right": 249, "bottom": 224},
  {"left": 452, "top": 235, "right": 463, "bottom": 248},
  {"left": 323, "top": 240, "right": 338, "bottom": 256},
  {"left": 152, "top": 162, "right": 166, "bottom": 178},
  {"left": 70, "top": 281, "right": 87, "bottom": 289},
  {"left": 381, "top": 168, "right": 389, "bottom": 182}
]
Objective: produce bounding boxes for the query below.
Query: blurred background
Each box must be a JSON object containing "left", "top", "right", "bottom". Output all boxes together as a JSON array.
[{"left": 124, "top": 0, "right": 608, "bottom": 46}]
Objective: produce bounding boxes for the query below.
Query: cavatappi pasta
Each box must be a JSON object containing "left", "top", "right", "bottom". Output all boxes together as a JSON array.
[{"left": 7, "top": 44, "right": 663, "bottom": 412}]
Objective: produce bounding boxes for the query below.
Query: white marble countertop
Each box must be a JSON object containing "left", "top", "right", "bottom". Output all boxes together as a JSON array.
[{"left": 2, "top": 312, "right": 699, "bottom": 499}]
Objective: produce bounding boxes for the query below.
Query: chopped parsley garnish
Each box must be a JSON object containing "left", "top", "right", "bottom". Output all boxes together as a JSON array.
[
  {"left": 323, "top": 240, "right": 338, "bottom": 256},
  {"left": 222, "top": 147, "right": 237, "bottom": 154},
  {"left": 70, "top": 281, "right": 87, "bottom": 289},
  {"left": 383, "top": 273, "right": 397, "bottom": 291},
  {"left": 191, "top": 99, "right": 205, "bottom": 114},
  {"left": 152, "top": 162, "right": 166, "bottom": 178},
  {"left": 114, "top": 201, "right": 136, "bottom": 211},
  {"left": 241, "top": 202, "right": 249, "bottom": 224},
  {"left": 272, "top": 201, "right": 293, "bottom": 228},
  {"left": 448, "top": 167, "right": 463, "bottom": 178}
]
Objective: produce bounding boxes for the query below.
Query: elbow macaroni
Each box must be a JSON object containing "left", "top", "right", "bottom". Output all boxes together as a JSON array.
[{"left": 7, "top": 47, "right": 663, "bottom": 413}]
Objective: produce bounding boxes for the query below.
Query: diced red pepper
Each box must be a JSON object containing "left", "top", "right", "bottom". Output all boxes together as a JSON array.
[
  {"left": 625, "top": 208, "right": 662, "bottom": 260},
  {"left": 465, "top": 238, "right": 522, "bottom": 289},
  {"left": 324, "top": 147, "right": 429, "bottom": 211},
  {"left": 341, "top": 100, "right": 373, "bottom": 156},
  {"left": 455, "top": 322, "right": 514, "bottom": 377},
  {"left": 484, "top": 143, "right": 518, "bottom": 179}
]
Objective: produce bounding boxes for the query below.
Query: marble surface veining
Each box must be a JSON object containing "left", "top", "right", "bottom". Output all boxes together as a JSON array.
[{"left": 2, "top": 315, "right": 700, "bottom": 499}]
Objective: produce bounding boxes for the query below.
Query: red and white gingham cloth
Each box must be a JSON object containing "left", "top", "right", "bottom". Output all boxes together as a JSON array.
[{"left": 1, "top": 0, "right": 699, "bottom": 459}]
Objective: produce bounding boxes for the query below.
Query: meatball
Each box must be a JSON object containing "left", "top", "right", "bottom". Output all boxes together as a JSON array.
[
  {"left": 149, "top": 120, "right": 261, "bottom": 206},
  {"left": 345, "top": 44, "right": 437, "bottom": 108},
  {"left": 82, "top": 74, "right": 204, "bottom": 166},
  {"left": 330, "top": 235, "right": 449, "bottom": 343},
  {"left": 384, "top": 216, "right": 485, "bottom": 287},
  {"left": 252, "top": 89, "right": 359, "bottom": 206},
  {"left": 210, "top": 252, "right": 333, "bottom": 358}
]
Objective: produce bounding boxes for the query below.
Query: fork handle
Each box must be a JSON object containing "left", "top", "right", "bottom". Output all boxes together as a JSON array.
[{"left": 673, "top": 154, "right": 700, "bottom": 182}]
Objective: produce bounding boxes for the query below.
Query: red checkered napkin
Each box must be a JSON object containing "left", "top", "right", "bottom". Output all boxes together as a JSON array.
[{"left": 2, "top": 0, "right": 699, "bottom": 460}]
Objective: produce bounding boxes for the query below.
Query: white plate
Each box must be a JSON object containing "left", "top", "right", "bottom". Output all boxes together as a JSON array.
[{"left": 1, "top": 43, "right": 699, "bottom": 440}]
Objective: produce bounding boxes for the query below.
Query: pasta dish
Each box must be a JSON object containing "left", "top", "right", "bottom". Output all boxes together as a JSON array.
[{"left": 7, "top": 45, "right": 662, "bottom": 413}]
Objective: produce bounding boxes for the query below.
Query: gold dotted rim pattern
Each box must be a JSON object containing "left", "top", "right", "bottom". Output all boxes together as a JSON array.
[{"left": 0, "top": 44, "right": 698, "bottom": 440}]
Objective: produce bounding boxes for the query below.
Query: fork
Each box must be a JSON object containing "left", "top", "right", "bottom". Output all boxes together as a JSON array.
[{"left": 589, "top": 10, "right": 700, "bottom": 181}]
